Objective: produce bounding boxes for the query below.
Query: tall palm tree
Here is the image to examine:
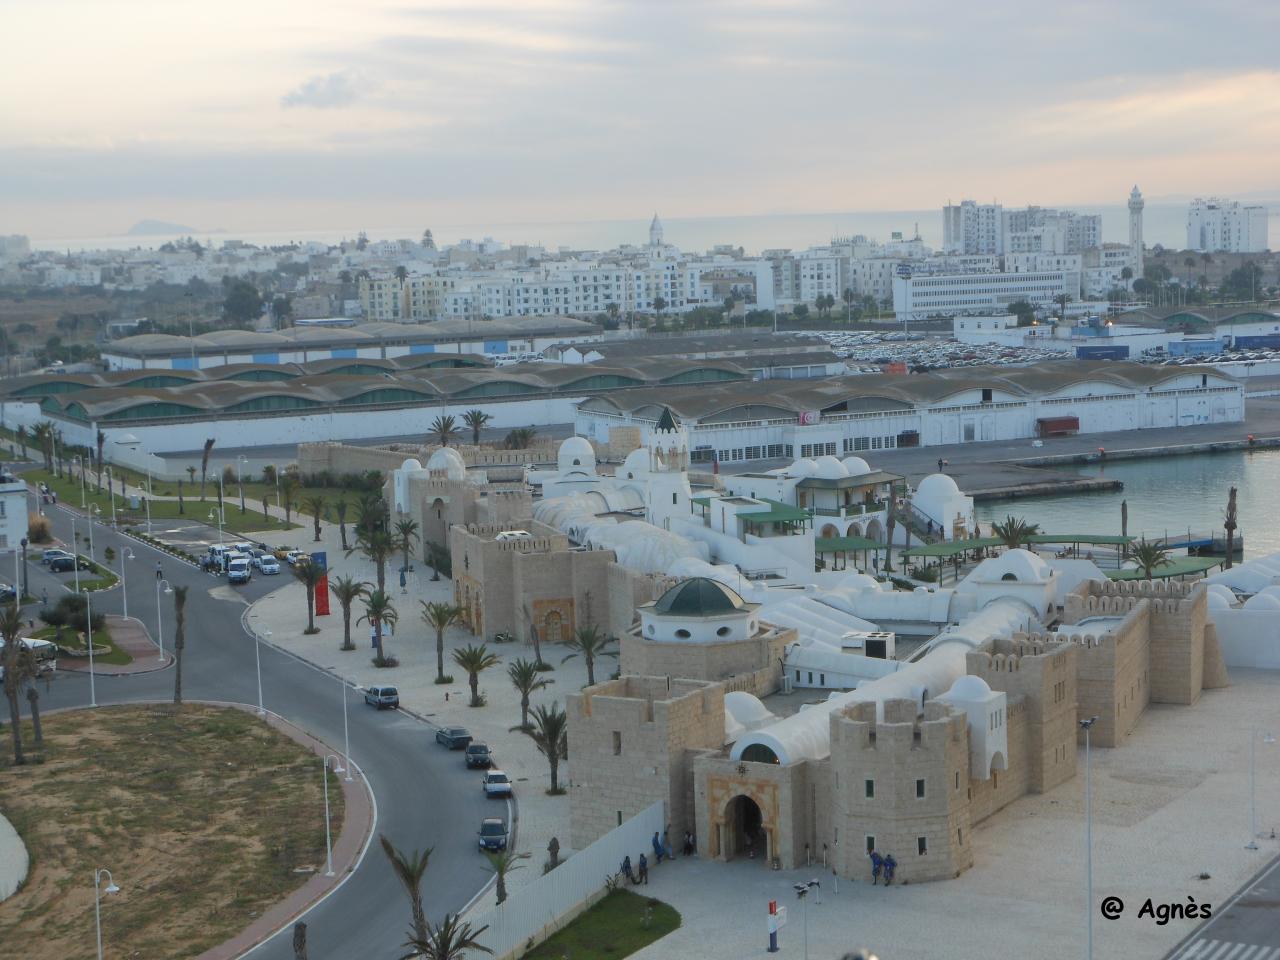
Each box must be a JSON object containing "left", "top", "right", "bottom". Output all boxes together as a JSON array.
[
  {"left": 95, "top": 429, "right": 106, "bottom": 490},
  {"left": 330, "top": 575, "right": 368, "bottom": 651},
  {"left": 1130, "top": 539, "right": 1173, "bottom": 580},
  {"left": 200, "top": 437, "right": 216, "bottom": 500},
  {"left": 293, "top": 561, "right": 325, "bottom": 635},
  {"left": 360, "top": 590, "right": 399, "bottom": 663},
  {"left": 281, "top": 475, "right": 300, "bottom": 525},
  {"left": 990, "top": 515, "right": 1040, "bottom": 550},
  {"left": 561, "top": 623, "right": 617, "bottom": 686},
  {"left": 15, "top": 425, "right": 26, "bottom": 458},
  {"left": 1224, "top": 486, "right": 1238, "bottom": 570},
  {"left": 452, "top": 643, "right": 501, "bottom": 707},
  {"left": 421, "top": 601, "right": 462, "bottom": 683},
  {"left": 301, "top": 495, "right": 327, "bottom": 542},
  {"left": 351, "top": 527, "right": 395, "bottom": 594},
  {"left": 403, "top": 914, "right": 492, "bottom": 960},
  {"left": 523, "top": 702, "right": 569, "bottom": 793},
  {"left": 462, "top": 409, "right": 492, "bottom": 445},
  {"left": 1053, "top": 293, "right": 1073, "bottom": 322},
  {"left": 2, "top": 601, "right": 28, "bottom": 764},
  {"left": 483, "top": 849, "right": 529, "bottom": 905},
  {"left": 394, "top": 518, "right": 420, "bottom": 575},
  {"left": 425, "top": 541, "right": 448, "bottom": 582},
  {"left": 508, "top": 657, "right": 553, "bottom": 729},
  {"left": 24, "top": 676, "right": 45, "bottom": 748},
  {"left": 333, "top": 496, "right": 350, "bottom": 550},
  {"left": 504, "top": 427, "right": 536, "bottom": 450},
  {"left": 379, "top": 834, "right": 432, "bottom": 944},
  {"left": 430, "top": 415, "right": 459, "bottom": 447},
  {"left": 30, "top": 421, "right": 53, "bottom": 471},
  {"left": 172, "top": 585, "right": 189, "bottom": 705}
]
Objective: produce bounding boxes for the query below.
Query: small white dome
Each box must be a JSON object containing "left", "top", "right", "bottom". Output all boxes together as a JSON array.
[
  {"left": 943, "top": 675, "right": 993, "bottom": 701},
  {"left": 916, "top": 472, "right": 960, "bottom": 499},
  {"left": 1206, "top": 592, "right": 1232, "bottom": 610},
  {"left": 1258, "top": 585, "right": 1280, "bottom": 600},
  {"left": 725, "top": 691, "right": 774, "bottom": 727},
  {"left": 838, "top": 573, "right": 881, "bottom": 592},
  {"left": 841, "top": 456, "right": 872, "bottom": 476},
  {"left": 399, "top": 457, "right": 424, "bottom": 472},
  {"left": 1243, "top": 592, "right": 1280, "bottom": 611},
  {"left": 1205, "top": 583, "right": 1238, "bottom": 605},
  {"left": 972, "top": 548, "right": 1051, "bottom": 584},
  {"left": 557, "top": 436, "right": 596, "bottom": 473},
  {"left": 789, "top": 458, "right": 820, "bottom": 477},
  {"left": 425, "top": 447, "right": 466, "bottom": 481},
  {"left": 813, "top": 455, "right": 847, "bottom": 480},
  {"left": 620, "top": 448, "right": 649, "bottom": 480}
]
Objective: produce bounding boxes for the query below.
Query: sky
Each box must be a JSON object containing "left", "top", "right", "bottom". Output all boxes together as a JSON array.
[{"left": 3, "top": 0, "right": 1280, "bottom": 239}]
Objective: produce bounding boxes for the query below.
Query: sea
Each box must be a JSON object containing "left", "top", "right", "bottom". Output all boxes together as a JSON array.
[{"left": 31, "top": 201, "right": 1280, "bottom": 257}]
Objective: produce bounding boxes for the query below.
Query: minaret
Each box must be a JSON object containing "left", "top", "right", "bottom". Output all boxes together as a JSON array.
[
  {"left": 649, "top": 213, "right": 664, "bottom": 248},
  {"left": 1128, "top": 185, "right": 1144, "bottom": 279}
]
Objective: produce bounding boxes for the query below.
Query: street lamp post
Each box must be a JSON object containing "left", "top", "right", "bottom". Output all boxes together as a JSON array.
[
  {"left": 237, "top": 455, "right": 248, "bottom": 514},
  {"left": 93, "top": 868, "right": 121, "bottom": 960},
  {"left": 342, "top": 678, "right": 353, "bottom": 782},
  {"left": 19, "top": 536, "right": 28, "bottom": 599},
  {"left": 793, "top": 880, "right": 820, "bottom": 960},
  {"left": 1079, "top": 716, "right": 1099, "bottom": 960},
  {"left": 155, "top": 578, "right": 172, "bottom": 660},
  {"left": 74, "top": 455, "right": 86, "bottom": 507},
  {"left": 322, "top": 754, "right": 346, "bottom": 877},
  {"left": 105, "top": 467, "right": 117, "bottom": 527},
  {"left": 1246, "top": 726, "right": 1277, "bottom": 849},
  {"left": 119, "top": 547, "right": 134, "bottom": 619},
  {"left": 208, "top": 508, "right": 224, "bottom": 546}
]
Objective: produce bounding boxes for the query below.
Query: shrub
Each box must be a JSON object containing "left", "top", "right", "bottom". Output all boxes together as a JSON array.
[
  {"left": 27, "top": 513, "right": 52, "bottom": 544},
  {"left": 40, "top": 594, "right": 105, "bottom": 634},
  {"left": 434, "top": 674, "right": 454, "bottom": 685},
  {"left": 372, "top": 655, "right": 399, "bottom": 668}
]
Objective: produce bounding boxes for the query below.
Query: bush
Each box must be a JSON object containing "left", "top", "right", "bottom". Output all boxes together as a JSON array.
[
  {"left": 434, "top": 674, "right": 454, "bottom": 685},
  {"left": 40, "top": 594, "right": 105, "bottom": 634},
  {"left": 372, "top": 655, "right": 399, "bottom": 668},
  {"left": 27, "top": 513, "right": 52, "bottom": 544}
]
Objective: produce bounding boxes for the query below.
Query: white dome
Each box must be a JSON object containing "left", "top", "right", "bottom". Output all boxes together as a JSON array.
[
  {"left": 838, "top": 573, "right": 881, "bottom": 592},
  {"left": 425, "top": 447, "right": 466, "bottom": 481},
  {"left": 557, "top": 436, "right": 596, "bottom": 474},
  {"left": 1205, "top": 583, "right": 1238, "bottom": 605},
  {"left": 725, "top": 691, "right": 775, "bottom": 728},
  {"left": 790, "top": 458, "right": 820, "bottom": 477},
  {"left": 943, "top": 675, "right": 993, "bottom": 701},
  {"left": 841, "top": 456, "right": 872, "bottom": 476},
  {"left": 916, "top": 473, "right": 960, "bottom": 499},
  {"left": 1243, "top": 592, "right": 1280, "bottom": 611},
  {"left": 399, "top": 457, "right": 424, "bottom": 472},
  {"left": 1206, "top": 592, "right": 1232, "bottom": 610},
  {"left": 620, "top": 448, "right": 649, "bottom": 480},
  {"left": 1258, "top": 585, "right": 1280, "bottom": 600},
  {"left": 971, "top": 548, "right": 1051, "bottom": 584},
  {"left": 813, "top": 455, "right": 847, "bottom": 480}
]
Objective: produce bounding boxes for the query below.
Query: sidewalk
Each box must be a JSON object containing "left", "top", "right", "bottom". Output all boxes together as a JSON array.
[{"left": 54, "top": 615, "right": 173, "bottom": 675}]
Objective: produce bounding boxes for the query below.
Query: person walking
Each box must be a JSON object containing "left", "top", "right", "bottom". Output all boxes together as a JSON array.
[
  {"left": 663, "top": 827, "right": 674, "bottom": 861},
  {"left": 621, "top": 855, "right": 634, "bottom": 884},
  {"left": 683, "top": 831, "right": 694, "bottom": 857},
  {"left": 155, "top": 561, "right": 163, "bottom": 580},
  {"left": 638, "top": 853, "right": 649, "bottom": 885},
  {"left": 882, "top": 853, "right": 896, "bottom": 886},
  {"left": 652, "top": 831, "right": 664, "bottom": 864},
  {"left": 869, "top": 849, "right": 883, "bottom": 885}
]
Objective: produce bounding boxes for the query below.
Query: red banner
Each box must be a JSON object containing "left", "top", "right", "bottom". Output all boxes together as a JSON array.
[{"left": 315, "top": 573, "right": 331, "bottom": 616}]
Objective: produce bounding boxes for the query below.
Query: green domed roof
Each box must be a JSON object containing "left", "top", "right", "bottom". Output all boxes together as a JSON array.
[{"left": 652, "top": 577, "right": 746, "bottom": 617}]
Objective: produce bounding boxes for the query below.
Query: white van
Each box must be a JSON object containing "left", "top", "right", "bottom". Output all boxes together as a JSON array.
[
  {"left": 0, "top": 638, "right": 57, "bottom": 679},
  {"left": 227, "top": 558, "right": 252, "bottom": 585}
]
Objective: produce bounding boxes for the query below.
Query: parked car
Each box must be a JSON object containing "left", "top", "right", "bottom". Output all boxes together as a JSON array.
[
  {"left": 227, "top": 558, "right": 252, "bottom": 585},
  {"left": 364, "top": 685, "right": 400, "bottom": 709},
  {"left": 249, "top": 549, "right": 267, "bottom": 569},
  {"left": 478, "top": 817, "right": 508, "bottom": 852},
  {"left": 0, "top": 583, "right": 16, "bottom": 602},
  {"left": 464, "top": 743, "right": 492, "bottom": 769},
  {"left": 41, "top": 548, "right": 72, "bottom": 565},
  {"left": 436, "top": 726, "right": 472, "bottom": 750},
  {"left": 285, "top": 550, "right": 309, "bottom": 566},
  {"left": 49, "top": 555, "right": 92, "bottom": 573},
  {"left": 482, "top": 770, "right": 513, "bottom": 798},
  {"left": 259, "top": 557, "right": 281, "bottom": 575}
]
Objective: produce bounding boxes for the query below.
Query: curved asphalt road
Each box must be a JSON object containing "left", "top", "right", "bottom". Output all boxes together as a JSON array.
[{"left": 18, "top": 498, "right": 491, "bottom": 959}]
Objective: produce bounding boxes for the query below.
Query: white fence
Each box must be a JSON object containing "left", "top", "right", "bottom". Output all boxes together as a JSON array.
[{"left": 465, "top": 801, "right": 666, "bottom": 959}]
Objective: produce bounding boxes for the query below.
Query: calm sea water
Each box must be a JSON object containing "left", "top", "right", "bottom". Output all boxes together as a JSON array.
[
  {"left": 975, "top": 449, "right": 1280, "bottom": 559},
  {"left": 35, "top": 201, "right": 1279, "bottom": 256}
]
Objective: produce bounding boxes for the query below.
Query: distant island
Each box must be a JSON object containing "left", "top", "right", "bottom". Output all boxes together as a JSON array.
[{"left": 127, "top": 219, "right": 200, "bottom": 236}]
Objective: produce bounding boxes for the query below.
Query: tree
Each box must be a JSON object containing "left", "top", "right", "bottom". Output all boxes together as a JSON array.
[
  {"left": 1130, "top": 539, "right": 1173, "bottom": 580},
  {"left": 652, "top": 295, "right": 667, "bottom": 319},
  {"left": 262, "top": 463, "right": 278, "bottom": 487},
  {"left": 1121, "top": 266, "right": 1134, "bottom": 282},
  {"left": 508, "top": 657, "right": 553, "bottom": 729},
  {"left": 186, "top": 465, "right": 197, "bottom": 487},
  {"left": 380, "top": 834, "right": 432, "bottom": 945},
  {"left": 394, "top": 518, "right": 420, "bottom": 576},
  {"left": 403, "top": 914, "right": 492, "bottom": 960},
  {"left": 330, "top": 575, "right": 368, "bottom": 651},
  {"left": 293, "top": 561, "right": 325, "bottom": 635},
  {"left": 484, "top": 849, "right": 529, "bottom": 905},
  {"left": 393, "top": 265, "right": 409, "bottom": 284},
  {"left": 15, "top": 425, "right": 26, "bottom": 458},
  {"left": 1224, "top": 486, "right": 1238, "bottom": 570},
  {"left": 223, "top": 278, "right": 263, "bottom": 323},
  {"left": 30, "top": 421, "right": 54, "bottom": 472},
  {"left": 200, "top": 437, "right": 215, "bottom": 500},
  {"left": 281, "top": 474, "right": 300, "bottom": 525},
  {"left": 842, "top": 287, "right": 856, "bottom": 322},
  {"left": 425, "top": 541, "right": 449, "bottom": 582},
  {"left": 96, "top": 430, "right": 106, "bottom": 490},
  {"left": 1053, "top": 293, "right": 1073, "bottom": 322},
  {"left": 504, "top": 427, "right": 536, "bottom": 450},
  {"left": 359, "top": 590, "right": 399, "bottom": 664},
  {"left": 172, "top": 585, "right": 189, "bottom": 705},
  {"left": 302, "top": 495, "right": 327, "bottom": 543},
  {"left": 350, "top": 526, "right": 394, "bottom": 594},
  {"left": 1007, "top": 299, "right": 1036, "bottom": 326},
  {"left": 462, "top": 409, "right": 492, "bottom": 445},
  {"left": 523, "top": 702, "right": 569, "bottom": 793},
  {"left": 452, "top": 643, "right": 501, "bottom": 707},
  {"left": 990, "top": 515, "right": 1040, "bottom": 550},
  {"left": 430, "top": 415, "right": 459, "bottom": 447},
  {"left": 2, "top": 601, "right": 28, "bottom": 764},
  {"left": 421, "top": 601, "right": 462, "bottom": 683},
  {"left": 561, "top": 623, "right": 616, "bottom": 686},
  {"left": 271, "top": 296, "right": 293, "bottom": 325},
  {"left": 605, "top": 302, "right": 620, "bottom": 327},
  {"left": 793, "top": 303, "right": 809, "bottom": 320},
  {"left": 333, "top": 496, "right": 350, "bottom": 550}
]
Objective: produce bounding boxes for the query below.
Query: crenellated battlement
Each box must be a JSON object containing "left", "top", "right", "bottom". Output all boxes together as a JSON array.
[{"left": 833, "top": 698, "right": 966, "bottom": 754}]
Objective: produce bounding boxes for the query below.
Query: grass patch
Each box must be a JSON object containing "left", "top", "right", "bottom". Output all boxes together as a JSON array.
[
  {"left": 0, "top": 704, "right": 342, "bottom": 960},
  {"left": 521, "top": 889, "right": 680, "bottom": 960},
  {"left": 32, "top": 623, "right": 131, "bottom": 666}
]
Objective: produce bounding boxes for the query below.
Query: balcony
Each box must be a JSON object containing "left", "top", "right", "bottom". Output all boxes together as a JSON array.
[{"left": 809, "top": 500, "right": 888, "bottom": 518}]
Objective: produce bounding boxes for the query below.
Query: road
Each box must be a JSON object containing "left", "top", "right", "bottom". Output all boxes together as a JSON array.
[
  {"left": 16, "top": 497, "right": 491, "bottom": 960},
  {"left": 1166, "top": 855, "right": 1280, "bottom": 959}
]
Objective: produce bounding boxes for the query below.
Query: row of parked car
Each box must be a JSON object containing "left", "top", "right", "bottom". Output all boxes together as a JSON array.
[
  {"left": 40, "top": 548, "right": 93, "bottom": 573},
  {"left": 206, "top": 542, "right": 315, "bottom": 583}
]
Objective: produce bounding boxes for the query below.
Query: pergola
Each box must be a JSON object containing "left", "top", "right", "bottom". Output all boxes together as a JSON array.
[
  {"left": 1107, "top": 556, "right": 1224, "bottom": 580},
  {"left": 815, "top": 535, "right": 881, "bottom": 571}
]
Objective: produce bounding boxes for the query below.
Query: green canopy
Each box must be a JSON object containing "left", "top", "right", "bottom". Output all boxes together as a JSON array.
[
  {"left": 736, "top": 498, "right": 813, "bottom": 523},
  {"left": 901, "top": 537, "right": 1004, "bottom": 558},
  {"left": 1025, "top": 533, "right": 1134, "bottom": 545},
  {"left": 816, "top": 536, "right": 881, "bottom": 553},
  {"left": 1107, "top": 556, "right": 1223, "bottom": 580}
]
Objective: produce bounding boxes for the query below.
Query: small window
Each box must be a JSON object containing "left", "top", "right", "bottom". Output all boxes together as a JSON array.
[
  {"left": 819, "top": 674, "right": 825, "bottom": 686},
  {"left": 807, "top": 672, "right": 813, "bottom": 684},
  {"left": 672, "top": 492, "right": 677, "bottom": 504},
  {"left": 981, "top": 388, "right": 993, "bottom": 403},
  {"left": 572, "top": 458, "right": 581, "bottom": 466},
  {"left": 957, "top": 828, "right": 963, "bottom": 845},
  {"left": 612, "top": 731, "right": 622, "bottom": 756},
  {"left": 955, "top": 770, "right": 960, "bottom": 790},
  {"left": 795, "top": 670, "right": 800, "bottom": 681},
  {"left": 675, "top": 628, "right": 691, "bottom": 639},
  {"left": 915, "top": 778, "right": 925, "bottom": 799},
  {"left": 865, "top": 779, "right": 874, "bottom": 799},
  {"left": 865, "top": 835, "right": 876, "bottom": 854},
  {"left": 618, "top": 810, "right": 623, "bottom": 826},
  {"left": 918, "top": 836, "right": 928, "bottom": 855},
  {"left": 716, "top": 626, "right": 731, "bottom": 637}
]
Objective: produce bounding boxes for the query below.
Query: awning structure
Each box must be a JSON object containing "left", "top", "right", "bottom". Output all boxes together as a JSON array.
[
  {"left": 901, "top": 538, "right": 1004, "bottom": 558},
  {"left": 816, "top": 536, "right": 881, "bottom": 552},
  {"left": 1025, "top": 534, "right": 1134, "bottom": 545},
  {"left": 1107, "top": 556, "right": 1223, "bottom": 580}
]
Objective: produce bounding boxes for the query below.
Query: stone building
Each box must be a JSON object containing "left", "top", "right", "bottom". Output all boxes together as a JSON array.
[{"left": 389, "top": 447, "right": 532, "bottom": 550}]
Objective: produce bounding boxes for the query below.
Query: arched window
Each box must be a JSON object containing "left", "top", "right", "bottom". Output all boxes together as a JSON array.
[{"left": 1001, "top": 572, "right": 1018, "bottom": 581}]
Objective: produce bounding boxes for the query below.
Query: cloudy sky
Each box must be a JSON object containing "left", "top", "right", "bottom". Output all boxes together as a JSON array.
[{"left": 4, "top": 0, "right": 1279, "bottom": 239}]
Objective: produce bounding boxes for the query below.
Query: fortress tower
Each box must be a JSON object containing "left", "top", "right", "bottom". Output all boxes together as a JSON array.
[
  {"left": 644, "top": 407, "right": 693, "bottom": 530},
  {"left": 1128, "top": 185, "right": 1145, "bottom": 279}
]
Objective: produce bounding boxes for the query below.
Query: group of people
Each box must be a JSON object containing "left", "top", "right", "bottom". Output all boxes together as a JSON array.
[
  {"left": 36, "top": 482, "right": 57, "bottom": 506},
  {"left": 868, "top": 850, "right": 897, "bottom": 886},
  {"left": 620, "top": 827, "right": 695, "bottom": 886}
]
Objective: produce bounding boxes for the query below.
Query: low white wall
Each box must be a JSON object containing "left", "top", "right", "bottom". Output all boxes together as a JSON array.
[
  {"left": 1209, "top": 608, "right": 1280, "bottom": 670},
  {"left": 465, "top": 800, "right": 665, "bottom": 960},
  {"left": 0, "top": 811, "right": 29, "bottom": 902}
]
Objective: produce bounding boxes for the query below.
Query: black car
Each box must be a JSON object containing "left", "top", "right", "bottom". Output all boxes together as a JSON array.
[
  {"left": 49, "top": 555, "right": 92, "bottom": 573},
  {"left": 464, "top": 743, "right": 492, "bottom": 769},
  {"left": 436, "top": 726, "right": 472, "bottom": 750},
  {"left": 478, "top": 817, "right": 508, "bottom": 852}
]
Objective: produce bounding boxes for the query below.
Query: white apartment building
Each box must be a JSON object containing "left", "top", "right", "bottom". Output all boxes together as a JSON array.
[
  {"left": 892, "top": 269, "right": 1078, "bottom": 322},
  {"left": 943, "top": 201, "right": 1003, "bottom": 255},
  {"left": 0, "top": 474, "right": 29, "bottom": 554},
  {"left": 1187, "top": 198, "right": 1269, "bottom": 253},
  {"left": 0, "top": 235, "right": 31, "bottom": 262},
  {"left": 1002, "top": 207, "right": 1101, "bottom": 255}
]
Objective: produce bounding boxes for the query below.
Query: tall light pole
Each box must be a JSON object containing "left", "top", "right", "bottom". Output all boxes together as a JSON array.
[
  {"left": 255, "top": 628, "right": 268, "bottom": 716},
  {"left": 342, "top": 678, "right": 353, "bottom": 782},
  {"left": 208, "top": 508, "right": 224, "bottom": 546},
  {"left": 118, "top": 547, "right": 134, "bottom": 619},
  {"left": 237, "top": 455, "right": 248, "bottom": 514},
  {"left": 93, "top": 868, "right": 121, "bottom": 960},
  {"left": 793, "top": 880, "right": 820, "bottom": 960},
  {"left": 73, "top": 455, "right": 86, "bottom": 507},
  {"left": 105, "top": 466, "right": 117, "bottom": 527},
  {"left": 1246, "top": 726, "right": 1276, "bottom": 849},
  {"left": 322, "top": 754, "right": 346, "bottom": 877},
  {"left": 155, "top": 578, "right": 172, "bottom": 660},
  {"left": 1079, "top": 716, "right": 1099, "bottom": 960}
]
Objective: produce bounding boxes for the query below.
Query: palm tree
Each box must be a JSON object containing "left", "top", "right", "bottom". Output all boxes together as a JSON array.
[
  {"left": 30, "top": 420, "right": 53, "bottom": 471},
  {"left": 281, "top": 475, "right": 300, "bottom": 525},
  {"left": 172, "top": 585, "right": 189, "bottom": 705},
  {"left": 1053, "top": 293, "right": 1073, "bottom": 323},
  {"left": 1130, "top": 539, "right": 1173, "bottom": 580},
  {"left": 95, "top": 430, "right": 106, "bottom": 490},
  {"left": 350, "top": 526, "right": 394, "bottom": 594},
  {"left": 200, "top": 437, "right": 215, "bottom": 499},
  {"left": 360, "top": 590, "right": 399, "bottom": 663},
  {"left": 523, "top": 702, "right": 569, "bottom": 794},
  {"left": 484, "top": 849, "right": 529, "bottom": 905},
  {"left": 990, "top": 515, "right": 1040, "bottom": 550},
  {"left": 301, "top": 495, "right": 327, "bottom": 542},
  {"left": 293, "top": 561, "right": 325, "bottom": 635},
  {"left": 24, "top": 674, "right": 45, "bottom": 748},
  {"left": 186, "top": 465, "right": 197, "bottom": 488},
  {"left": 504, "top": 427, "right": 536, "bottom": 450},
  {"left": 2, "top": 601, "right": 28, "bottom": 764},
  {"left": 330, "top": 575, "right": 368, "bottom": 651},
  {"left": 353, "top": 491, "right": 386, "bottom": 539},
  {"left": 430, "top": 415, "right": 459, "bottom": 447},
  {"left": 380, "top": 834, "right": 432, "bottom": 944},
  {"left": 333, "top": 496, "right": 350, "bottom": 550},
  {"left": 15, "top": 425, "right": 26, "bottom": 458},
  {"left": 424, "top": 541, "right": 448, "bottom": 582},
  {"left": 452, "top": 643, "right": 501, "bottom": 707},
  {"left": 1224, "top": 486, "right": 1238, "bottom": 570},
  {"left": 421, "top": 601, "right": 462, "bottom": 683},
  {"left": 462, "top": 409, "right": 492, "bottom": 445},
  {"left": 561, "top": 623, "right": 616, "bottom": 686},
  {"left": 508, "top": 657, "right": 552, "bottom": 729},
  {"left": 394, "top": 265, "right": 409, "bottom": 283},
  {"left": 394, "top": 518, "right": 420, "bottom": 575},
  {"left": 403, "top": 914, "right": 492, "bottom": 960}
]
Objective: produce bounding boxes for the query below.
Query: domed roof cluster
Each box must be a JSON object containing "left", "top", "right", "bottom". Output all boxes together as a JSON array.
[
  {"left": 557, "top": 436, "right": 597, "bottom": 474},
  {"left": 787, "top": 455, "right": 874, "bottom": 480},
  {"left": 652, "top": 577, "right": 748, "bottom": 617},
  {"left": 970, "top": 548, "right": 1052, "bottom": 584},
  {"left": 425, "top": 447, "right": 466, "bottom": 481}
]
